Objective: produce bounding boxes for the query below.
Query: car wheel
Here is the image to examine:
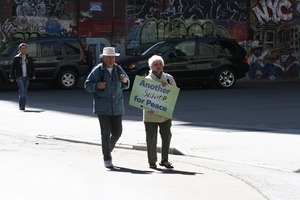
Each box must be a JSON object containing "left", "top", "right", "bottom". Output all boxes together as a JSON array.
[
  {"left": 56, "top": 69, "right": 78, "bottom": 90},
  {"left": 215, "top": 67, "right": 236, "bottom": 88}
]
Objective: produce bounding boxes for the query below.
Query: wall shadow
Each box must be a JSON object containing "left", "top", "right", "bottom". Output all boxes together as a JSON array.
[{"left": 2, "top": 80, "right": 300, "bottom": 135}]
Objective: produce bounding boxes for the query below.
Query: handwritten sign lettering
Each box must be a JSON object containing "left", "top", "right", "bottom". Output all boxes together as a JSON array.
[{"left": 129, "top": 75, "right": 180, "bottom": 119}]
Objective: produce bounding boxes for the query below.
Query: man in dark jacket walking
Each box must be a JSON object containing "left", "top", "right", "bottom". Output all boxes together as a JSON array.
[
  {"left": 84, "top": 47, "right": 130, "bottom": 168},
  {"left": 9, "top": 43, "right": 36, "bottom": 111}
]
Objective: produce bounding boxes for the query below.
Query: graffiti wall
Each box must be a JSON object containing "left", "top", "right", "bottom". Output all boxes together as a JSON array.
[
  {"left": 126, "top": 0, "right": 250, "bottom": 49},
  {"left": 0, "top": 0, "right": 77, "bottom": 50},
  {"left": 247, "top": 0, "right": 300, "bottom": 80},
  {"left": 1, "top": 0, "right": 299, "bottom": 80},
  {"left": 79, "top": 0, "right": 251, "bottom": 64}
]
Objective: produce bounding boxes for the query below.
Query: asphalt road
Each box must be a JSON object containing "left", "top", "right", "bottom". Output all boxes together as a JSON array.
[{"left": 1, "top": 79, "right": 300, "bottom": 132}]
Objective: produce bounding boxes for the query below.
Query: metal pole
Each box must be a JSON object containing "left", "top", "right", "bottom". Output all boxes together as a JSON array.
[
  {"left": 76, "top": 0, "right": 80, "bottom": 36},
  {"left": 111, "top": 0, "right": 115, "bottom": 41},
  {"left": 113, "top": 0, "right": 115, "bottom": 18}
]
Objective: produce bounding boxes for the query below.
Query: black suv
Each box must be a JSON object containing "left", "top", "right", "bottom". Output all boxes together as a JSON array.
[
  {"left": 0, "top": 36, "right": 92, "bottom": 89},
  {"left": 118, "top": 36, "right": 249, "bottom": 88}
]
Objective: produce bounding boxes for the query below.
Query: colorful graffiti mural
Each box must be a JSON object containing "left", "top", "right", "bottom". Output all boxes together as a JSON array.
[
  {"left": 126, "top": 0, "right": 249, "bottom": 49},
  {"left": 1, "top": 0, "right": 76, "bottom": 50},
  {"left": 247, "top": 0, "right": 300, "bottom": 80},
  {"left": 1, "top": 0, "right": 299, "bottom": 81},
  {"left": 252, "top": 0, "right": 293, "bottom": 26},
  {"left": 127, "top": 0, "right": 249, "bottom": 21}
]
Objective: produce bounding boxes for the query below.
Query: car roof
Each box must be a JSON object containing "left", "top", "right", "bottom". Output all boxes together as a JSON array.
[{"left": 11, "top": 36, "right": 79, "bottom": 44}]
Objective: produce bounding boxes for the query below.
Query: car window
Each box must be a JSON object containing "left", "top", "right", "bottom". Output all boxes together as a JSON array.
[
  {"left": 146, "top": 41, "right": 173, "bottom": 55},
  {"left": 26, "top": 43, "right": 37, "bottom": 58},
  {"left": 164, "top": 40, "right": 195, "bottom": 63},
  {"left": 198, "top": 40, "right": 223, "bottom": 56},
  {"left": 174, "top": 41, "right": 195, "bottom": 57},
  {"left": 63, "top": 40, "right": 80, "bottom": 55},
  {"left": 41, "top": 41, "right": 61, "bottom": 57},
  {"left": 129, "top": 42, "right": 156, "bottom": 56}
]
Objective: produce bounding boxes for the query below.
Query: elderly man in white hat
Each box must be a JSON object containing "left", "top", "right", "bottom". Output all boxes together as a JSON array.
[{"left": 84, "top": 47, "right": 130, "bottom": 168}]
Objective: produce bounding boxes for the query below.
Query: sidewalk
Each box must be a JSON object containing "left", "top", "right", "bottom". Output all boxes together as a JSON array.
[
  {"left": 0, "top": 133, "right": 266, "bottom": 200},
  {"left": 0, "top": 101, "right": 269, "bottom": 200}
]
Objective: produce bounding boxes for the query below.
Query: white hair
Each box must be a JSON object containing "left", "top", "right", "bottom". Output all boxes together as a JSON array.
[{"left": 148, "top": 55, "right": 164, "bottom": 69}]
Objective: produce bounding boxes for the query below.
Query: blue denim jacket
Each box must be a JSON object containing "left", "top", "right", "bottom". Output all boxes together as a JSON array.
[{"left": 84, "top": 63, "right": 130, "bottom": 115}]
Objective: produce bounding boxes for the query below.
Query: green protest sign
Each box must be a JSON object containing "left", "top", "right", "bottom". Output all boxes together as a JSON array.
[{"left": 129, "top": 75, "right": 180, "bottom": 119}]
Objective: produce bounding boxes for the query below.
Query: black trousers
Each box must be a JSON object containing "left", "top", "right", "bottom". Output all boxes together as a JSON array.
[{"left": 98, "top": 115, "right": 122, "bottom": 161}]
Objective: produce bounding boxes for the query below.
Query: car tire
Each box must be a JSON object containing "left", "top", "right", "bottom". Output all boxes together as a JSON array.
[
  {"left": 56, "top": 69, "right": 78, "bottom": 90},
  {"left": 215, "top": 67, "right": 236, "bottom": 88}
]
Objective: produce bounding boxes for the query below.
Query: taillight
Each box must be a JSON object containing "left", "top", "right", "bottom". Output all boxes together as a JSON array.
[
  {"left": 82, "top": 55, "right": 88, "bottom": 63},
  {"left": 243, "top": 56, "right": 248, "bottom": 64}
]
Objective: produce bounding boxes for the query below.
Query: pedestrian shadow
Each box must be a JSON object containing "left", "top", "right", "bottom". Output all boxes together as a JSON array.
[
  {"left": 154, "top": 168, "right": 202, "bottom": 176},
  {"left": 109, "top": 166, "right": 153, "bottom": 174},
  {"left": 109, "top": 166, "right": 202, "bottom": 176}
]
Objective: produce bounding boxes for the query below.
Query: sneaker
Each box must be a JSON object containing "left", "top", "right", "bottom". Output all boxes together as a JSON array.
[
  {"left": 104, "top": 160, "right": 113, "bottom": 168},
  {"left": 269, "top": 75, "right": 276, "bottom": 80}
]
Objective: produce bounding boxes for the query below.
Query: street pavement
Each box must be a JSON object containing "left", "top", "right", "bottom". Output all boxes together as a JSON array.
[{"left": 1, "top": 97, "right": 299, "bottom": 199}]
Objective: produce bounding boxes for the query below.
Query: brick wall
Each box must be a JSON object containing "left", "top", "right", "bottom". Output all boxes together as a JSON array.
[{"left": 78, "top": 0, "right": 127, "bottom": 40}]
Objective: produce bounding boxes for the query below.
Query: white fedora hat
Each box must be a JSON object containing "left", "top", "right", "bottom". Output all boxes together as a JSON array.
[{"left": 100, "top": 47, "right": 120, "bottom": 57}]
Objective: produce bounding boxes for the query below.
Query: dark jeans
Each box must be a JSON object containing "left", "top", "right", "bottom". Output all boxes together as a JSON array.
[
  {"left": 248, "top": 62, "right": 274, "bottom": 79},
  {"left": 144, "top": 119, "right": 172, "bottom": 164},
  {"left": 16, "top": 77, "right": 29, "bottom": 109},
  {"left": 97, "top": 115, "right": 123, "bottom": 161}
]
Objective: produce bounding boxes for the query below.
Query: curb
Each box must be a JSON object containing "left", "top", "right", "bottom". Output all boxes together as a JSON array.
[{"left": 36, "top": 135, "right": 185, "bottom": 156}]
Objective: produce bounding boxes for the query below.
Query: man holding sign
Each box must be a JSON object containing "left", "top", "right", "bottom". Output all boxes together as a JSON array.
[{"left": 143, "top": 55, "right": 177, "bottom": 169}]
